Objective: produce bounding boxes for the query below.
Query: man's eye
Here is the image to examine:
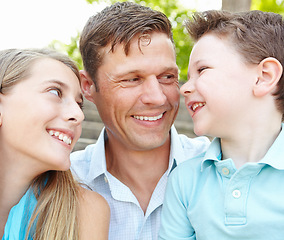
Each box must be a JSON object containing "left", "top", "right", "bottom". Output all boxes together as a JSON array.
[
  {"left": 48, "top": 88, "right": 61, "bottom": 97},
  {"left": 123, "top": 78, "right": 140, "bottom": 83},
  {"left": 120, "top": 78, "right": 142, "bottom": 87},
  {"left": 159, "top": 74, "right": 178, "bottom": 84}
]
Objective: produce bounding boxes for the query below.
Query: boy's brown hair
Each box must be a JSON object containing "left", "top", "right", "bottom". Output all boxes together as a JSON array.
[{"left": 186, "top": 10, "right": 284, "bottom": 117}]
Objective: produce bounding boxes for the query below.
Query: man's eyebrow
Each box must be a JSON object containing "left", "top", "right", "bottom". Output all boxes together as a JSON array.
[{"left": 114, "top": 66, "right": 179, "bottom": 77}]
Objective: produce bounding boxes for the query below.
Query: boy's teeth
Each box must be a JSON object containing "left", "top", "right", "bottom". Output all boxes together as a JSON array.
[
  {"left": 133, "top": 113, "right": 163, "bottom": 121},
  {"left": 192, "top": 102, "right": 205, "bottom": 112},
  {"left": 48, "top": 130, "right": 72, "bottom": 145}
]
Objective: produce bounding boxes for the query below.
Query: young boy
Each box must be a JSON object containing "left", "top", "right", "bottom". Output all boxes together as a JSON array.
[{"left": 159, "top": 10, "right": 284, "bottom": 240}]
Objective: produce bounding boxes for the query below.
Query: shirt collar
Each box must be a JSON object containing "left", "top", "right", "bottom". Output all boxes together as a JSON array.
[
  {"left": 86, "top": 128, "right": 107, "bottom": 183},
  {"left": 201, "top": 138, "right": 221, "bottom": 171},
  {"left": 168, "top": 125, "right": 188, "bottom": 175},
  {"left": 87, "top": 126, "right": 180, "bottom": 181},
  {"left": 259, "top": 123, "right": 284, "bottom": 170},
  {"left": 201, "top": 123, "right": 284, "bottom": 171}
]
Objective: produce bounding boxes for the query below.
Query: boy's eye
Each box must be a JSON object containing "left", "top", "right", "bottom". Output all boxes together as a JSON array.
[{"left": 198, "top": 67, "right": 208, "bottom": 73}]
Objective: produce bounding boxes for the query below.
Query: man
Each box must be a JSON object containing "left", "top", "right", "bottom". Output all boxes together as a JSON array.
[{"left": 71, "top": 2, "right": 209, "bottom": 239}]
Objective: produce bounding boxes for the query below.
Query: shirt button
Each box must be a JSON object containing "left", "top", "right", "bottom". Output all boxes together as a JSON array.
[
  {"left": 104, "top": 176, "right": 108, "bottom": 183},
  {"left": 222, "top": 167, "right": 230, "bottom": 175},
  {"left": 232, "top": 189, "right": 241, "bottom": 199}
]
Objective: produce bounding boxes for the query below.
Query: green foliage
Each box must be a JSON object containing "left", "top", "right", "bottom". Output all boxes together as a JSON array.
[
  {"left": 49, "top": 0, "right": 195, "bottom": 82},
  {"left": 49, "top": 0, "right": 284, "bottom": 83},
  {"left": 251, "top": 0, "right": 284, "bottom": 14},
  {"left": 49, "top": 32, "right": 83, "bottom": 70}
]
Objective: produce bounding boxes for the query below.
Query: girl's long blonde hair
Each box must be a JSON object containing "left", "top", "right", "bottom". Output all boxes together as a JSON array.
[{"left": 0, "top": 48, "right": 81, "bottom": 240}]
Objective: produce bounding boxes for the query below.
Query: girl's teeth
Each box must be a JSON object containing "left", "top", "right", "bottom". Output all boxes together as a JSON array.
[{"left": 48, "top": 130, "right": 72, "bottom": 145}]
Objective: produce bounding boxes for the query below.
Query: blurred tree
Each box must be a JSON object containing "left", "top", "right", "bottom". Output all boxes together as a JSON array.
[
  {"left": 49, "top": 32, "right": 83, "bottom": 70},
  {"left": 50, "top": 0, "right": 194, "bottom": 82},
  {"left": 222, "top": 0, "right": 251, "bottom": 11},
  {"left": 49, "top": 0, "right": 284, "bottom": 82},
  {"left": 251, "top": 0, "right": 284, "bottom": 14}
]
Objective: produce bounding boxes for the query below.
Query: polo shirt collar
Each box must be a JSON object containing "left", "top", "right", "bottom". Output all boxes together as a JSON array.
[
  {"left": 201, "top": 123, "right": 284, "bottom": 171},
  {"left": 201, "top": 138, "right": 221, "bottom": 171},
  {"left": 259, "top": 123, "right": 284, "bottom": 170}
]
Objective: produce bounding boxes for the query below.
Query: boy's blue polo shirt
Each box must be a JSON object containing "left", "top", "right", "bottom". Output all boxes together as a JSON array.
[{"left": 159, "top": 123, "right": 284, "bottom": 240}]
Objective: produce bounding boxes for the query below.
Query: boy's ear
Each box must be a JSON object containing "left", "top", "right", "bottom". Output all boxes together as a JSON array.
[
  {"left": 80, "top": 70, "right": 97, "bottom": 104},
  {"left": 253, "top": 57, "right": 283, "bottom": 97}
]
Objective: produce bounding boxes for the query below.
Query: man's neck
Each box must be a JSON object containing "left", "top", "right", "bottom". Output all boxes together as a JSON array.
[{"left": 105, "top": 137, "right": 171, "bottom": 213}]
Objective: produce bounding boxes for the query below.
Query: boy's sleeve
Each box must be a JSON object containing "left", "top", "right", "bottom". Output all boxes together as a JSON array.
[{"left": 158, "top": 169, "right": 196, "bottom": 240}]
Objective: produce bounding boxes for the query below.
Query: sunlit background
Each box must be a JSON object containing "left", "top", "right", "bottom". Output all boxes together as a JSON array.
[
  {"left": 0, "top": 0, "right": 282, "bottom": 81},
  {"left": 0, "top": 0, "right": 221, "bottom": 51}
]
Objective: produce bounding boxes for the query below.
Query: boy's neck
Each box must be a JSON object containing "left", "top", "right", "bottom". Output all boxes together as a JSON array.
[{"left": 221, "top": 121, "right": 282, "bottom": 169}]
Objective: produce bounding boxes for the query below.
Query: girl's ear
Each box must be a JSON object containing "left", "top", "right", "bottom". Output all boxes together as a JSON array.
[
  {"left": 0, "top": 97, "right": 2, "bottom": 127},
  {"left": 253, "top": 57, "right": 283, "bottom": 97},
  {"left": 80, "top": 70, "right": 97, "bottom": 104}
]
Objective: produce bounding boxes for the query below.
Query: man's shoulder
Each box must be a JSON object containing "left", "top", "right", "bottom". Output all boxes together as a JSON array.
[
  {"left": 178, "top": 134, "right": 210, "bottom": 146},
  {"left": 70, "top": 143, "right": 100, "bottom": 180},
  {"left": 169, "top": 153, "right": 206, "bottom": 194},
  {"left": 71, "top": 143, "right": 97, "bottom": 163},
  {"left": 175, "top": 133, "right": 210, "bottom": 155}
]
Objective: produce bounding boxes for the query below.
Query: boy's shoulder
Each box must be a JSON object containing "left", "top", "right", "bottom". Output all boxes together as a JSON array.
[{"left": 171, "top": 152, "right": 206, "bottom": 180}]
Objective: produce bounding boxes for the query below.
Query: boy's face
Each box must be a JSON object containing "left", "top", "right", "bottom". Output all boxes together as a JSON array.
[{"left": 181, "top": 33, "right": 258, "bottom": 138}]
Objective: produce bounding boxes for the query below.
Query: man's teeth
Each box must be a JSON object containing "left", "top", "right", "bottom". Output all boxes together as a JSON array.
[
  {"left": 48, "top": 130, "right": 72, "bottom": 145},
  {"left": 133, "top": 113, "right": 163, "bottom": 121},
  {"left": 192, "top": 102, "right": 205, "bottom": 112}
]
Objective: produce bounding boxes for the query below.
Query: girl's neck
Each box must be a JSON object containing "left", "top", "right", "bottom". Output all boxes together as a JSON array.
[{"left": 0, "top": 162, "right": 35, "bottom": 237}]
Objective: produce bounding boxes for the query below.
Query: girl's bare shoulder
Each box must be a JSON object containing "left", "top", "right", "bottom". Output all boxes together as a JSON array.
[{"left": 78, "top": 186, "right": 110, "bottom": 240}]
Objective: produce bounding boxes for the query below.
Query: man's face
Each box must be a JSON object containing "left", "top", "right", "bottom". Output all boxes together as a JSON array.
[{"left": 91, "top": 32, "right": 179, "bottom": 151}]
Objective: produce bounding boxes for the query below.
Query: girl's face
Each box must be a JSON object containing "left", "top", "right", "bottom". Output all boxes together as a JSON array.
[{"left": 0, "top": 58, "right": 84, "bottom": 174}]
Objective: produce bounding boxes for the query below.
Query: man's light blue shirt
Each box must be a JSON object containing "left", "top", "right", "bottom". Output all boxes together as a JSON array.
[
  {"left": 71, "top": 125, "right": 209, "bottom": 240},
  {"left": 159, "top": 123, "right": 284, "bottom": 240}
]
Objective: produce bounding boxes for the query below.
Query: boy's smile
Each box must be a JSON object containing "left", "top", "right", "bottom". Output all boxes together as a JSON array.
[{"left": 181, "top": 33, "right": 258, "bottom": 138}]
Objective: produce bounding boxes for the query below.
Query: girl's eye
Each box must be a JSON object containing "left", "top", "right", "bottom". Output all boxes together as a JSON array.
[
  {"left": 77, "top": 101, "right": 84, "bottom": 110},
  {"left": 48, "top": 88, "right": 62, "bottom": 97}
]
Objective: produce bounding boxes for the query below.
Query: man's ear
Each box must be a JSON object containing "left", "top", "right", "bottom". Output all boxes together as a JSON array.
[
  {"left": 253, "top": 57, "right": 283, "bottom": 97},
  {"left": 80, "top": 70, "right": 97, "bottom": 104}
]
